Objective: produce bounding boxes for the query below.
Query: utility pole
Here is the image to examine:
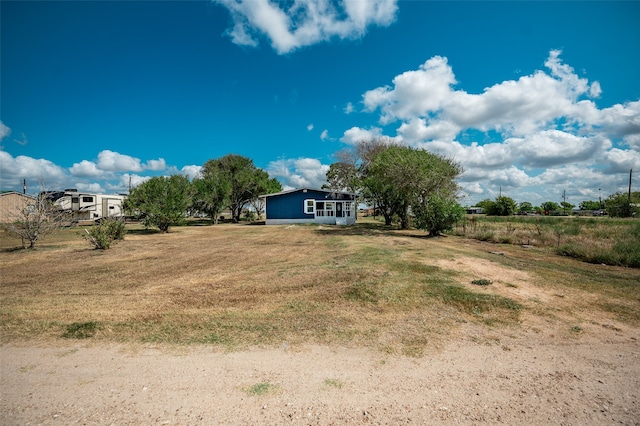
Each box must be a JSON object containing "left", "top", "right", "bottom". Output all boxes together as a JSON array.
[
  {"left": 629, "top": 169, "right": 633, "bottom": 216},
  {"left": 562, "top": 189, "right": 566, "bottom": 215},
  {"left": 23, "top": 178, "right": 26, "bottom": 195}
]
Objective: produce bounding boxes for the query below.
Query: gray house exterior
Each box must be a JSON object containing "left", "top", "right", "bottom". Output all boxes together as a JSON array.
[{"left": 262, "top": 188, "right": 356, "bottom": 225}]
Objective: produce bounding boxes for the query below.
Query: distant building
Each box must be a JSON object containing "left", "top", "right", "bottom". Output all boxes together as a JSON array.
[
  {"left": 0, "top": 192, "right": 36, "bottom": 223},
  {"left": 466, "top": 207, "right": 484, "bottom": 214},
  {"left": 261, "top": 188, "right": 356, "bottom": 225}
]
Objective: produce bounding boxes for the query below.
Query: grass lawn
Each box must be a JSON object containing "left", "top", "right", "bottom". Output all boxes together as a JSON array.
[{"left": 1, "top": 218, "right": 638, "bottom": 355}]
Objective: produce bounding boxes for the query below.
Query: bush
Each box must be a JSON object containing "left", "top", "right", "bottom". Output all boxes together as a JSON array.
[{"left": 83, "top": 218, "right": 126, "bottom": 249}]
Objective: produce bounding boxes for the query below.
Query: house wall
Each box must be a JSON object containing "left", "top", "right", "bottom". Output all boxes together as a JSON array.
[
  {"left": 265, "top": 189, "right": 331, "bottom": 220},
  {"left": 0, "top": 192, "right": 35, "bottom": 223}
]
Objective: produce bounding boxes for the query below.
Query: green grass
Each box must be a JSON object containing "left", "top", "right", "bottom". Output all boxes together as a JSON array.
[
  {"left": 244, "top": 382, "right": 279, "bottom": 396},
  {"left": 456, "top": 216, "right": 640, "bottom": 267}
]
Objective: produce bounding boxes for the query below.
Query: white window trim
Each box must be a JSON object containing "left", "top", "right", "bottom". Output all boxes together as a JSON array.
[{"left": 304, "top": 199, "right": 315, "bottom": 215}]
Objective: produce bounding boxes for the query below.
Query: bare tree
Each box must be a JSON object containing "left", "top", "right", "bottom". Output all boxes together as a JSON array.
[{"left": 2, "top": 192, "right": 68, "bottom": 249}]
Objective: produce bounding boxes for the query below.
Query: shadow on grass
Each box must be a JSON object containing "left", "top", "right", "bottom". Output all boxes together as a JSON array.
[
  {"left": 125, "top": 228, "right": 162, "bottom": 235},
  {"left": 314, "top": 222, "right": 439, "bottom": 240}
]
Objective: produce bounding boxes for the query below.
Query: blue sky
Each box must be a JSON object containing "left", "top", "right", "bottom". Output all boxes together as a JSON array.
[{"left": 1, "top": 0, "right": 639, "bottom": 206}]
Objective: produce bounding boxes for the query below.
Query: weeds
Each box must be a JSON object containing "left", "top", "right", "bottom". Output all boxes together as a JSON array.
[
  {"left": 456, "top": 216, "right": 640, "bottom": 267},
  {"left": 62, "top": 321, "right": 100, "bottom": 339},
  {"left": 244, "top": 382, "right": 279, "bottom": 396}
]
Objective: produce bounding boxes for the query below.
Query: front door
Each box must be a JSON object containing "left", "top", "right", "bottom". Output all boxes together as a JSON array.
[{"left": 336, "top": 202, "right": 343, "bottom": 217}]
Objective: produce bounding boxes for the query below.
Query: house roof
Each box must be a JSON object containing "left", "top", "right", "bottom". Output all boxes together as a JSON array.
[
  {"left": 260, "top": 187, "right": 355, "bottom": 198},
  {"left": 0, "top": 191, "right": 35, "bottom": 199}
]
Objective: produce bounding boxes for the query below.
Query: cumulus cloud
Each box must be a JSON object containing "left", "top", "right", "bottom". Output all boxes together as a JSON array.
[
  {"left": 340, "top": 126, "right": 384, "bottom": 145},
  {"left": 320, "top": 129, "right": 329, "bottom": 141},
  {"left": 97, "top": 150, "right": 143, "bottom": 172},
  {"left": 144, "top": 158, "right": 167, "bottom": 171},
  {"left": 348, "top": 50, "right": 640, "bottom": 205},
  {"left": 214, "top": 0, "right": 398, "bottom": 54},
  {"left": 69, "top": 160, "right": 106, "bottom": 178},
  {"left": 180, "top": 165, "right": 202, "bottom": 179},
  {"left": 307, "top": 123, "right": 314, "bottom": 131},
  {"left": 267, "top": 157, "right": 329, "bottom": 189},
  {"left": 0, "top": 150, "right": 68, "bottom": 190}
]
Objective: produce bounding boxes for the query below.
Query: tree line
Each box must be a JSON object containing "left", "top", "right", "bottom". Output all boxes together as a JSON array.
[
  {"left": 474, "top": 192, "right": 640, "bottom": 217},
  {"left": 125, "top": 154, "right": 282, "bottom": 232}
]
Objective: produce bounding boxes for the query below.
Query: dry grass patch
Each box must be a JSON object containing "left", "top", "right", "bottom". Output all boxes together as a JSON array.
[{"left": 1, "top": 221, "right": 638, "bottom": 354}]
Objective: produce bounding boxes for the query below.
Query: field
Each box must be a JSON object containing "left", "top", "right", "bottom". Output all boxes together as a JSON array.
[{"left": 1, "top": 219, "right": 639, "bottom": 424}]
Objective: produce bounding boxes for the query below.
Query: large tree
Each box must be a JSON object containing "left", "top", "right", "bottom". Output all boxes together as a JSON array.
[
  {"left": 191, "top": 168, "right": 230, "bottom": 224},
  {"left": 364, "top": 145, "right": 462, "bottom": 229},
  {"left": 201, "top": 155, "right": 278, "bottom": 222},
  {"left": 124, "top": 175, "right": 192, "bottom": 232},
  {"left": 485, "top": 196, "right": 517, "bottom": 216},
  {"left": 605, "top": 191, "right": 640, "bottom": 217},
  {"left": 339, "top": 138, "right": 397, "bottom": 225}
]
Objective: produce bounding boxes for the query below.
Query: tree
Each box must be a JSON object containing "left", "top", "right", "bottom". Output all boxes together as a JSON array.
[
  {"left": 202, "top": 154, "right": 268, "bottom": 223},
  {"left": 485, "top": 196, "right": 517, "bottom": 216},
  {"left": 413, "top": 194, "right": 466, "bottom": 236},
  {"left": 518, "top": 201, "right": 534, "bottom": 214},
  {"left": 475, "top": 198, "right": 495, "bottom": 211},
  {"left": 248, "top": 174, "right": 282, "bottom": 220},
  {"left": 191, "top": 167, "right": 231, "bottom": 224},
  {"left": 124, "top": 175, "right": 192, "bottom": 232},
  {"left": 579, "top": 200, "right": 601, "bottom": 211},
  {"left": 356, "top": 139, "right": 398, "bottom": 225},
  {"left": 560, "top": 201, "right": 575, "bottom": 215},
  {"left": 322, "top": 161, "right": 358, "bottom": 194},
  {"left": 605, "top": 191, "right": 640, "bottom": 217},
  {"left": 540, "top": 201, "right": 561, "bottom": 213},
  {"left": 1, "top": 192, "right": 68, "bottom": 249},
  {"left": 365, "top": 145, "right": 462, "bottom": 229}
]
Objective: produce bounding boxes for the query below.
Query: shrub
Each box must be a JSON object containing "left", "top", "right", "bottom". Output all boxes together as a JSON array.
[{"left": 83, "top": 218, "right": 126, "bottom": 249}]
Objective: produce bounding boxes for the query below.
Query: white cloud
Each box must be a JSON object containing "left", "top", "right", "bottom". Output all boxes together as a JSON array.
[
  {"left": 603, "top": 148, "right": 640, "bottom": 174},
  {"left": 144, "top": 158, "right": 167, "bottom": 171},
  {"left": 267, "top": 157, "right": 329, "bottom": 189},
  {"left": 75, "top": 182, "right": 105, "bottom": 193},
  {"left": 589, "top": 81, "right": 602, "bottom": 98},
  {"left": 69, "top": 160, "right": 105, "bottom": 178},
  {"left": 340, "top": 126, "right": 384, "bottom": 145},
  {"left": 307, "top": 123, "right": 314, "bottom": 131},
  {"left": 507, "top": 131, "right": 611, "bottom": 168},
  {"left": 97, "top": 150, "right": 143, "bottom": 172},
  {"left": 344, "top": 102, "right": 354, "bottom": 114},
  {"left": 320, "top": 129, "right": 329, "bottom": 141},
  {"left": 180, "top": 165, "right": 202, "bottom": 179},
  {"left": 348, "top": 50, "right": 640, "bottom": 205},
  {"left": 0, "top": 121, "right": 11, "bottom": 140},
  {"left": 0, "top": 150, "right": 68, "bottom": 191},
  {"left": 214, "top": 0, "right": 398, "bottom": 54}
]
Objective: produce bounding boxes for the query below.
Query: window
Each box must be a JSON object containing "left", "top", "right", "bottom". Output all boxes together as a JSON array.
[
  {"left": 325, "top": 202, "right": 335, "bottom": 216},
  {"left": 82, "top": 196, "right": 94, "bottom": 203},
  {"left": 304, "top": 199, "right": 315, "bottom": 214},
  {"left": 345, "top": 202, "right": 352, "bottom": 217}
]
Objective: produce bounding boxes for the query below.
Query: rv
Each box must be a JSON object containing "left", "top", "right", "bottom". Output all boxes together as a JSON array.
[{"left": 45, "top": 189, "right": 126, "bottom": 223}]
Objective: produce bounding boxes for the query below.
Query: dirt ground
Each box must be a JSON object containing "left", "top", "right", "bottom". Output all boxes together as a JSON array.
[
  {"left": 1, "top": 226, "right": 639, "bottom": 424},
  {"left": 2, "top": 321, "right": 638, "bottom": 425}
]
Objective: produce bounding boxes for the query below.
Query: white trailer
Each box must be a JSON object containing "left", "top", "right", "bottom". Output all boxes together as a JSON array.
[{"left": 49, "top": 190, "right": 126, "bottom": 223}]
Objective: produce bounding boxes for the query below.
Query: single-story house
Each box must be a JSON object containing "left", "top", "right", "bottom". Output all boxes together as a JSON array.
[
  {"left": 0, "top": 191, "right": 36, "bottom": 223},
  {"left": 261, "top": 188, "right": 357, "bottom": 225}
]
